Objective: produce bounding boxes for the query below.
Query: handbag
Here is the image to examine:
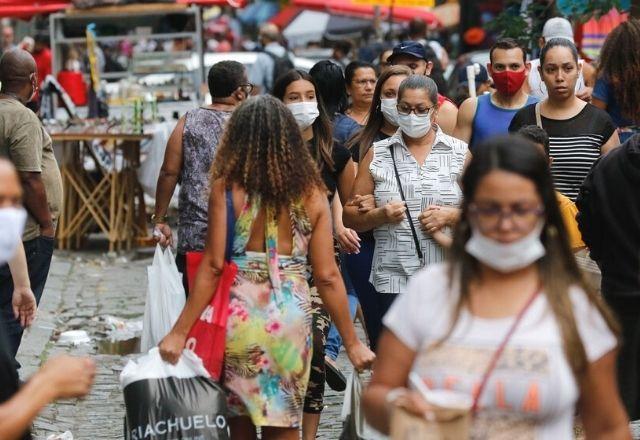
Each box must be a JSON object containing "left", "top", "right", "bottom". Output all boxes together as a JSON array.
[
  {"left": 389, "top": 145, "right": 424, "bottom": 261},
  {"left": 184, "top": 189, "right": 237, "bottom": 381}
]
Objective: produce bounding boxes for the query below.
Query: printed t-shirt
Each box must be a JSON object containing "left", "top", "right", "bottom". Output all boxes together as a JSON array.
[{"left": 384, "top": 264, "right": 616, "bottom": 440}]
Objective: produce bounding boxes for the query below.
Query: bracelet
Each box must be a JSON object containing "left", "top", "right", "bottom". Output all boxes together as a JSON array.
[{"left": 151, "top": 213, "right": 168, "bottom": 224}]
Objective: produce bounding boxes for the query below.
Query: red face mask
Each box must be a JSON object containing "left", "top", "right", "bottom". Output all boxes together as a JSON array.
[{"left": 491, "top": 69, "right": 527, "bottom": 96}]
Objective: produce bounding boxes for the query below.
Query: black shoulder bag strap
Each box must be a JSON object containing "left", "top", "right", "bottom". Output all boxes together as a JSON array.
[
  {"left": 389, "top": 145, "right": 424, "bottom": 261},
  {"left": 224, "top": 189, "right": 236, "bottom": 263}
]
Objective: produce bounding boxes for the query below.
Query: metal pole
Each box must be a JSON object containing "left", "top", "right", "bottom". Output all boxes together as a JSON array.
[{"left": 388, "top": 0, "right": 395, "bottom": 38}]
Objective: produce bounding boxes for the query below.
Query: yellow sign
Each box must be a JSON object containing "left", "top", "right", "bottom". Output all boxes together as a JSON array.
[{"left": 353, "top": 0, "right": 434, "bottom": 7}]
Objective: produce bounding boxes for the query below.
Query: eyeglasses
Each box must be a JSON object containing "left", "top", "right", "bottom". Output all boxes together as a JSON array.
[
  {"left": 468, "top": 203, "right": 544, "bottom": 231},
  {"left": 396, "top": 104, "right": 435, "bottom": 116},
  {"left": 239, "top": 83, "right": 254, "bottom": 95},
  {"left": 353, "top": 79, "right": 377, "bottom": 87}
]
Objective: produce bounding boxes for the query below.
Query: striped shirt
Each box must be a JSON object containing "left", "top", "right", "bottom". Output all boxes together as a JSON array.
[
  {"left": 509, "top": 103, "right": 616, "bottom": 201},
  {"left": 369, "top": 127, "right": 467, "bottom": 294}
]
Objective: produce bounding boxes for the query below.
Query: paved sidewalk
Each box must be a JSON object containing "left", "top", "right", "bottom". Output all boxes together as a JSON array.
[{"left": 17, "top": 249, "right": 353, "bottom": 439}]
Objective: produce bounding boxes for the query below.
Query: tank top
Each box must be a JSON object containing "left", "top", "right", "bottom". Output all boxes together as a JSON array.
[
  {"left": 470, "top": 93, "right": 538, "bottom": 152},
  {"left": 177, "top": 107, "right": 231, "bottom": 253}
]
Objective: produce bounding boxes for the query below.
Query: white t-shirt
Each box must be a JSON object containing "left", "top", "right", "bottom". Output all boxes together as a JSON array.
[
  {"left": 383, "top": 264, "right": 616, "bottom": 440},
  {"left": 528, "top": 58, "right": 586, "bottom": 100}
]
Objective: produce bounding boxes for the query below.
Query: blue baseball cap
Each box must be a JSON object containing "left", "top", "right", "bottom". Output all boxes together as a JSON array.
[{"left": 388, "top": 41, "right": 427, "bottom": 64}]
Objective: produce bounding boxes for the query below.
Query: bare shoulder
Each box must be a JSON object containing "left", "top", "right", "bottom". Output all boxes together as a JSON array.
[{"left": 303, "top": 187, "right": 330, "bottom": 227}]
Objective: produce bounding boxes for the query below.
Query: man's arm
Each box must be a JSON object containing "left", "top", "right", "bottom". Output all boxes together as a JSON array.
[
  {"left": 19, "top": 172, "right": 53, "bottom": 237},
  {"left": 153, "top": 117, "right": 185, "bottom": 247},
  {"left": 452, "top": 97, "right": 477, "bottom": 143}
]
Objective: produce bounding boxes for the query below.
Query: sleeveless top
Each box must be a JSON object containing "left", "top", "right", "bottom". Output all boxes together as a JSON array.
[
  {"left": 471, "top": 94, "right": 538, "bottom": 152},
  {"left": 178, "top": 107, "right": 231, "bottom": 253},
  {"left": 369, "top": 127, "right": 467, "bottom": 294}
]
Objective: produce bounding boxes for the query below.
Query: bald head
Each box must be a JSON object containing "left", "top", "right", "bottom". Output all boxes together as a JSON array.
[
  {"left": 0, "top": 49, "right": 36, "bottom": 98},
  {"left": 259, "top": 23, "right": 280, "bottom": 44},
  {"left": 0, "top": 158, "right": 22, "bottom": 208}
]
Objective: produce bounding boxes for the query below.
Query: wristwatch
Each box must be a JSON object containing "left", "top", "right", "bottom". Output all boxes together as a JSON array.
[{"left": 151, "top": 214, "right": 168, "bottom": 224}]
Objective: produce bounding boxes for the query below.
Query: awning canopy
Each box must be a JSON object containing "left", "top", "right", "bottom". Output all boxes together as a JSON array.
[
  {"left": 291, "top": 0, "right": 440, "bottom": 26},
  {"left": 0, "top": 0, "right": 246, "bottom": 19},
  {"left": 0, "top": 0, "right": 70, "bottom": 19}
]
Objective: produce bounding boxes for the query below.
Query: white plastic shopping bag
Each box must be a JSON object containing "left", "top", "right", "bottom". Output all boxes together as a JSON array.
[
  {"left": 340, "top": 369, "right": 388, "bottom": 440},
  {"left": 140, "top": 245, "right": 186, "bottom": 352},
  {"left": 120, "top": 348, "right": 229, "bottom": 440}
]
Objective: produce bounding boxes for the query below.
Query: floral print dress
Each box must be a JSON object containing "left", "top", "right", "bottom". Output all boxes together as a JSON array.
[{"left": 223, "top": 197, "right": 313, "bottom": 428}]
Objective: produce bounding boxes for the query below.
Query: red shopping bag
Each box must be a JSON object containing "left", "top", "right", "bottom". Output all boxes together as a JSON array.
[
  {"left": 184, "top": 189, "right": 236, "bottom": 381},
  {"left": 184, "top": 258, "right": 237, "bottom": 381}
]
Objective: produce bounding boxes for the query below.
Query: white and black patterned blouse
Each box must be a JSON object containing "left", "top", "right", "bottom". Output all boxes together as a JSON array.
[
  {"left": 177, "top": 107, "right": 231, "bottom": 254},
  {"left": 369, "top": 127, "right": 467, "bottom": 294}
]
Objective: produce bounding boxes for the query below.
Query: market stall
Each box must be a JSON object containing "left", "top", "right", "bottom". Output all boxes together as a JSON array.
[{"left": 48, "top": 122, "right": 152, "bottom": 252}]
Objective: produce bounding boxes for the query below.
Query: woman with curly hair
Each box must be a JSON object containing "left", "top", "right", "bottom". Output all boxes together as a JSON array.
[
  {"left": 593, "top": 19, "right": 640, "bottom": 143},
  {"left": 158, "top": 96, "right": 373, "bottom": 440},
  {"left": 271, "top": 69, "right": 371, "bottom": 440}
]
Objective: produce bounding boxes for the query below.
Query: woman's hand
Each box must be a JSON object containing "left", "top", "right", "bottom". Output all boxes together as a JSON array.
[
  {"left": 153, "top": 223, "right": 173, "bottom": 248},
  {"left": 351, "top": 194, "right": 376, "bottom": 213},
  {"left": 390, "top": 389, "right": 434, "bottom": 420},
  {"left": 382, "top": 201, "right": 406, "bottom": 224},
  {"left": 418, "top": 205, "right": 459, "bottom": 233},
  {"left": 335, "top": 226, "right": 361, "bottom": 254},
  {"left": 12, "top": 286, "right": 36, "bottom": 328},
  {"left": 158, "top": 331, "right": 187, "bottom": 365},
  {"left": 345, "top": 339, "right": 376, "bottom": 372}
]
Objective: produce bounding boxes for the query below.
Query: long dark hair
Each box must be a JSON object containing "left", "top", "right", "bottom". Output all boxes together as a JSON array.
[
  {"left": 310, "top": 60, "right": 349, "bottom": 117},
  {"left": 446, "top": 135, "right": 619, "bottom": 379},
  {"left": 211, "top": 95, "right": 325, "bottom": 209},
  {"left": 348, "top": 65, "right": 412, "bottom": 160},
  {"left": 272, "top": 69, "right": 335, "bottom": 171},
  {"left": 597, "top": 19, "right": 640, "bottom": 124}
]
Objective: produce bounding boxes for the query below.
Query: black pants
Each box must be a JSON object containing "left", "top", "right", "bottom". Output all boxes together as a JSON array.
[
  {"left": 605, "top": 295, "right": 640, "bottom": 420},
  {"left": 0, "top": 236, "right": 55, "bottom": 358},
  {"left": 175, "top": 252, "right": 189, "bottom": 297},
  {"left": 344, "top": 238, "right": 397, "bottom": 351}
]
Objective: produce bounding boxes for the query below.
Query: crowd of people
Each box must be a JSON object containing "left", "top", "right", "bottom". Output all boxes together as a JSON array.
[{"left": 1, "top": 12, "right": 640, "bottom": 440}]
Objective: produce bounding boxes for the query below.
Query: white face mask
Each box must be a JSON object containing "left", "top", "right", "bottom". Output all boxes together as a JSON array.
[
  {"left": 465, "top": 221, "right": 546, "bottom": 273},
  {"left": 287, "top": 101, "right": 319, "bottom": 130},
  {"left": 380, "top": 98, "right": 399, "bottom": 126},
  {"left": 398, "top": 112, "right": 432, "bottom": 138},
  {"left": 0, "top": 207, "right": 27, "bottom": 265}
]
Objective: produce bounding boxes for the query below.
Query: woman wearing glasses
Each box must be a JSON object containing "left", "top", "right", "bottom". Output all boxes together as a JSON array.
[
  {"left": 344, "top": 75, "right": 468, "bottom": 332},
  {"left": 344, "top": 61, "right": 377, "bottom": 126},
  {"left": 363, "top": 136, "right": 629, "bottom": 439},
  {"left": 152, "top": 61, "right": 252, "bottom": 293}
]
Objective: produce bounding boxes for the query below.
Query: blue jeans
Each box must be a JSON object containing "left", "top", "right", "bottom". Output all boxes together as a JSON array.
[{"left": 325, "top": 255, "right": 359, "bottom": 361}]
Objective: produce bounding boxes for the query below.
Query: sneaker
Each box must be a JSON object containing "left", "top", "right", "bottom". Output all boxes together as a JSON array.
[{"left": 325, "top": 356, "right": 347, "bottom": 392}]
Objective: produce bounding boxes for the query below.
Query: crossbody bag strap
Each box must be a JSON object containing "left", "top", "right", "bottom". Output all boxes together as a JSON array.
[
  {"left": 224, "top": 189, "right": 236, "bottom": 262},
  {"left": 389, "top": 145, "right": 424, "bottom": 261},
  {"left": 534, "top": 102, "right": 543, "bottom": 129},
  {"left": 471, "top": 286, "right": 541, "bottom": 415}
]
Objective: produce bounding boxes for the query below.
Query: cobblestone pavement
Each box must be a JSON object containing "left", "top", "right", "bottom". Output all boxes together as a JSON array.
[{"left": 17, "top": 249, "right": 356, "bottom": 440}]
